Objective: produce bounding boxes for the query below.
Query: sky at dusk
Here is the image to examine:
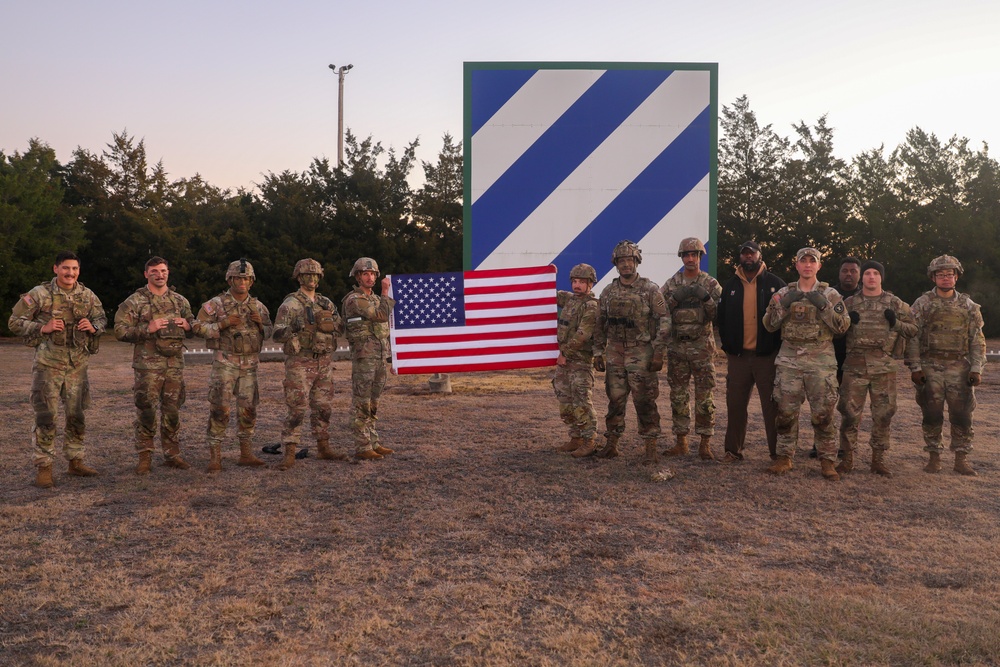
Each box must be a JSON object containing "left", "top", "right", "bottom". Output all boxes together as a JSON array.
[{"left": 3, "top": 0, "right": 997, "bottom": 192}]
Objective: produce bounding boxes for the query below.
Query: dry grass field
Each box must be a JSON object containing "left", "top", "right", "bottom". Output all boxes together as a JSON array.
[{"left": 2, "top": 339, "right": 999, "bottom": 666}]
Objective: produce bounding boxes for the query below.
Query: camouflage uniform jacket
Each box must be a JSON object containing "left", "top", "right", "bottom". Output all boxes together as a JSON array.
[
  {"left": 114, "top": 287, "right": 195, "bottom": 370},
  {"left": 905, "top": 290, "right": 986, "bottom": 374},
  {"left": 842, "top": 291, "right": 917, "bottom": 375},
  {"left": 594, "top": 276, "right": 671, "bottom": 356},
  {"left": 661, "top": 271, "right": 722, "bottom": 346},
  {"left": 9, "top": 279, "right": 106, "bottom": 369},
  {"left": 556, "top": 290, "right": 598, "bottom": 364},
  {"left": 342, "top": 287, "right": 395, "bottom": 360},
  {"left": 272, "top": 290, "right": 344, "bottom": 357},
  {"left": 763, "top": 281, "right": 850, "bottom": 370},
  {"left": 193, "top": 291, "right": 273, "bottom": 369}
]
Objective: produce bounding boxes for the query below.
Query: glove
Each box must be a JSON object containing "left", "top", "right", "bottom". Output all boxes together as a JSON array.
[
  {"left": 220, "top": 314, "right": 242, "bottom": 330},
  {"left": 911, "top": 370, "right": 926, "bottom": 385},
  {"left": 779, "top": 290, "right": 802, "bottom": 309},
  {"left": 969, "top": 372, "right": 982, "bottom": 387},
  {"left": 593, "top": 356, "right": 606, "bottom": 372},
  {"left": 690, "top": 285, "right": 710, "bottom": 301},
  {"left": 647, "top": 351, "right": 664, "bottom": 372},
  {"left": 670, "top": 286, "right": 691, "bottom": 302},
  {"left": 849, "top": 311, "right": 860, "bottom": 325},
  {"left": 884, "top": 309, "right": 897, "bottom": 327},
  {"left": 804, "top": 290, "right": 829, "bottom": 310}
]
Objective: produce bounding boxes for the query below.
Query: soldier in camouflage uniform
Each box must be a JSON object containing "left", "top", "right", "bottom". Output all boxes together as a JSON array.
[
  {"left": 114, "top": 256, "right": 195, "bottom": 475},
  {"left": 552, "top": 263, "right": 600, "bottom": 458},
  {"left": 763, "top": 247, "right": 850, "bottom": 480},
  {"left": 8, "top": 250, "right": 106, "bottom": 488},
  {"left": 592, "top": 240, "right": 671, "bottom": 461},
  {"left": 661, "top": 238, "right": 722, "bottom": 462},
  {"left": 193, "top": 259, "right": 273, "bottom": 473},
  {"left": 271, "top": 258, "right": 347, "bottom": 470},
  {"left": 342, "top": 257, "right": 396, "bottom": 461},
  {"left": 837, "top": 260, "right": 916, "bottom": 478},
  {"left": 905, "top": 255, "right": 986, "bottom": 476}
]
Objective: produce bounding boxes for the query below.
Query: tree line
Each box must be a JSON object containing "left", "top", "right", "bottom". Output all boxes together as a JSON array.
[{"left": 2, "top": 96, "right": 998, "bottom": 335}]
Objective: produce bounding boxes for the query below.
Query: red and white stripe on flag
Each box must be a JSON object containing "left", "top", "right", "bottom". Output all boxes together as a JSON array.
[{"left": 388, "top": 265, "right": 558, "bottom": 374}]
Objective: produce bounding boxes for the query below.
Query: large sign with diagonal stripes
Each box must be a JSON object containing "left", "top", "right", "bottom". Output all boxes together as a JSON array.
[{"left": 464, "top": 62, "right": 717, "bottom": 293}]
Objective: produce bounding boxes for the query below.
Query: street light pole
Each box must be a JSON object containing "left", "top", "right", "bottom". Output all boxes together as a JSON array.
[{"left": 328, "top": 63, "right": 353, "bottom": 168}]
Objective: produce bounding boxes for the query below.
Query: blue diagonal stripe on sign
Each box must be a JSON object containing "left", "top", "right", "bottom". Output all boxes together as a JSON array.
[
  {"left": 471, "top": 69, "right": 673, "bottom": 267},
  {"left": 548, "top": 105, "right": 711, "bottom": 282},
  {"left": 471, "top": 69, "right": 538, "bottom": 136}
]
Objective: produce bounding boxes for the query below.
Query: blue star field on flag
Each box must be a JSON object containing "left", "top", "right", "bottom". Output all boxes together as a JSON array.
[{"left": 390, "top": 273, "right": 466, "bottom": 330}]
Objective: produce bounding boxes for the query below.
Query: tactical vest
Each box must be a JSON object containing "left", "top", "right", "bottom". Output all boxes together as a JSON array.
[
  {"left": 605, "top": 284, "right": 651, "bottom": 346},
  {"left": 557, "top": 294, "right": 596, "bottom": 358},
  {"left": 209, "top": 294, "right": 264, "bottom": 355},
  {"left": 781, "top": 284, "right": 834, "bottom": 344},
  {"left": 849, "top": 303, "right": 889, "bottom": 350},
  {"left": 343, "top": 292, "right": 389, "bottom": 346},
  {"left": 44, "top": 282, "right": 99, "bottom": 352},
  {"left": 672, "top": 304, "right": 707, "bottom": 340},
  {"left": 287, "top": 292, "right": 337, "bottom": 355},
  {"left": 142, "top": 288, "right": 187, "bottom": 357},
  {"left": 922, "top": 296, "right": 971, "bottom": 355}
]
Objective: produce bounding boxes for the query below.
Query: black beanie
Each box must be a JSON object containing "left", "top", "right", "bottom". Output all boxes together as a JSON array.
[{"left": 860, "top": 260, "right": 884, "bottom": 280}]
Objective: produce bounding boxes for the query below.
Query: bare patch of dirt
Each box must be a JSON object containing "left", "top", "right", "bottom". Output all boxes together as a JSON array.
[{"left": 2, "top": 339, "right": 999, "bottom": 665}]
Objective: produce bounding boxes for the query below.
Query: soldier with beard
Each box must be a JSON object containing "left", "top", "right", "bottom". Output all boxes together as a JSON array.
[{"left": 553, "top": 264, "right": 600, "bottom": 458}]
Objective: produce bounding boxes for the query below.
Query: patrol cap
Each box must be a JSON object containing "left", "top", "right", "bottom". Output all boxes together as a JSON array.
[
  {"left": 739, "top": 241, "right": 760, "bottom": 253},
  {"left": 795, "top": 247, "right": 822, "bottom": 262}
]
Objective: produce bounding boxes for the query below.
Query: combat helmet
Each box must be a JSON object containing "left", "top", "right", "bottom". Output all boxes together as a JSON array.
[
  {"left": 569, "top": 263, "right": 597, "bottom": 283},
  {"left": 927, "top": 255, "right": 963, "bottom": 280},
  {"left": 226, "top": 258, "right": 255, "bottom": 281},
  {"left": 292, "top": 258, "right": 324, "bottom": 279},
  {"left": 350, "top": 257, "right": 380, "bottom": 279},
  {"left": 677, "top": 237, "right": 706, "bottom": 256},
  {"left": 611, "top": 240, "right": 642, "bottom": 266}
]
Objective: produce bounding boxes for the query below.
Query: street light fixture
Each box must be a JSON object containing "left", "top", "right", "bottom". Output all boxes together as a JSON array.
[{"left": 328, "top": 63, "right": 353, "bottom": 168}]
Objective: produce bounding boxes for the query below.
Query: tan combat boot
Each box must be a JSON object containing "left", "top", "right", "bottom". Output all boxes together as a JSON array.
[
  {"left": 924, "top": 451, "right": 942, "bottom": 474},
  {"left": 820, "top": 459, "right": 840, "bottom": 481},
  {"left": 767, "top": 455, "right": 793, "bottom": 475},
  {"left": 558, "top": 437, "right": 583, "bottom": 453},
  {"left": 594, "top": 436, "right": 620, "bottom": 459},
  {"left": 237, "top": 440, "right": 265, "bottom": 467},
  {"left": 68, "top": 458, "right": 98, "bottom": 476},
  {"left": 35, "top": 464, "right": 54, "bottom": 489},
  {"left": 954, "top": 452, "right": 977, "bottom": 476},
  {"left": 641, "top": 438, "right": 659, "bottom": 466},
  {"left": 835, "top": 448, "right": 854, "bottom": 475},
  {"left": 136, "top": 451, "right": 152, "bottom": 475},
  {"left": 355, "top": 449, "right": 383, "bottom": 461},
  {"left": 163, "top": 454, "right": 191, "bottom": 470},
  {"left": 207, "top": 445, "right": 222, "bottom": 473},
  {"left": 664, "top": 434, "right": 688, "bottom": 457},
  {"left": 278, "top": 443, "right": 296, "bottom": 470},
  {"left": 870, "top": 449, "right": 892, "bottom": 478},
  {"left": 317, "top": 439, "right": 348, "bottom": 461},
  {"left": 698, "top": 435, "right": 715, "bottom": 461},
  {"left": 571, "top": 438, "right": 597, "bottom": 458},
  {"left": 374, "top": 445, "right": 394, "bottom": 456}
]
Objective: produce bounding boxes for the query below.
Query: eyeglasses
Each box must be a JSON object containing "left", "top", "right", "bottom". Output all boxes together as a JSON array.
[{"left": 935, "top": 271, "right": 957, "bottom": 278}]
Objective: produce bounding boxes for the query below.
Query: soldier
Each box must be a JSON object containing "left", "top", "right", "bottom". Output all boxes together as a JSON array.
[
  {"left": 114, "top": 256, "right": 195, "bottom": 474},
  {"left": 905, "top": 255, "right": 986, "bottom": 476},
  {"left": 837, "top": 260, "right": 916, "bottom": 477},
  {"left": 717, "top": 241, "right": 785, "bottom": 462},
  {"left": 271, "top": 258, "right": 347, "bottom": 469},
  {"left": 661, "top": 238, "right": 722, "bottom": 462},
  {"left": 552, "top": 263, "right": 600, "bottom": 458},
  {"left": 591, "top": 240, "right": 671, "bottom": 461},
  {"left": 342, "top": 257, "right": 395, "bottom": 461},
  {"left": 763, "top": 247, "right": 850, "bottom": 480},
  {"left": 193, "top": 259, "right": 273, "bottom": 473},
  {"left": 9, "top": 250, "right": 106, "bottom": 488}
]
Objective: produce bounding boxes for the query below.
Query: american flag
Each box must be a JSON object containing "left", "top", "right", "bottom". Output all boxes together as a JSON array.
[{"left": 388, "top": 265, "right": 558, "bottom": 374}]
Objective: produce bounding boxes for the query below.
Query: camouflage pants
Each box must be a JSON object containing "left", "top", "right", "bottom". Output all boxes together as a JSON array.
[
  {"left": 552, "top": 360, "right": 596, "bottom": 439},
  {"left": 281, "top": 354, "right": 336, "bottom": 446},
  {"left": 30, "top": 363, "right": 91, "bottom": 466},
  {"left": 206, "top": 361, "right": 259, "bottom": 448},
  {"left": 773, "top": 365, "right": 839, "bottom": 460},
  {"left": 351, "top": 356, "right": 387, "bottom": 452},
  {"left": 604, "top": 349, "right": 661, "bottom": 439},
  {"left": 915, "top": 359, "right": 976, "bottom": 453},
  {"left": 133, "top": 367, "right": 186, "bottom": 455},
  {"left": 666, "top": 344, "right": 716, "bottom": 436},
  {"left": 837, "top": 370, "right": 896, "bottom": 453}
]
